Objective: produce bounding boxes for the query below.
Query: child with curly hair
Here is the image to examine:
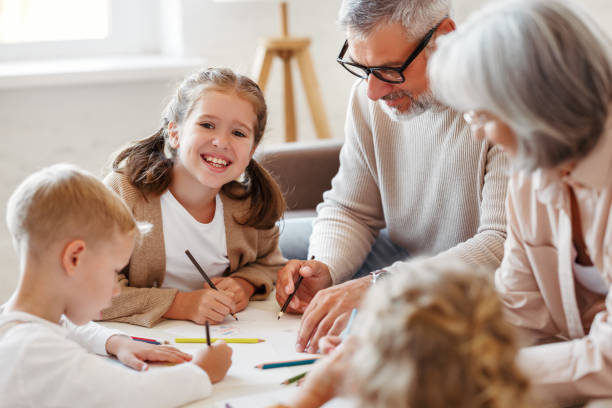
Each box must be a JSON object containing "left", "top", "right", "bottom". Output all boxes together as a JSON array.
[{"left": 284, "top": 259, "right": 534, "bottom": 408}]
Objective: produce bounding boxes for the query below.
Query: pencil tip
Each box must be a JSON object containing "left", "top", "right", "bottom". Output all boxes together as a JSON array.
[{"left": 277, "top": 312, "right": 283, "bottom": 320}]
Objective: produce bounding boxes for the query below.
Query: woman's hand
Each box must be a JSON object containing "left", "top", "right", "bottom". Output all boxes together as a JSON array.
[
  {"left": 211, "top": 277, "right": 256, "bottom": 312},
  {"left": 164, "top": 289, "right": 236, "bottom": 324},
  {"left": 192, "top": 341, "right": 233, "bottom": 383},
  {"left": 106, "top": 335, "right": 192, "bottom": 371}
]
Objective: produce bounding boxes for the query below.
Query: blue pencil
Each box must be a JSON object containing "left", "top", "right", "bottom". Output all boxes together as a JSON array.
[
  {"left": 131, "top": 336, "right": 161, "bottom": 345},
  {"left": 341, "top": 308, "right": 358, "bottom": 340},
  {"left": 255, "top": 358, "right": 319, "bottom": 369}
]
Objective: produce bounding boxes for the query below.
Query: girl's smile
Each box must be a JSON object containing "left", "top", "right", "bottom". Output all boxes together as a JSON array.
[{"left": 201, "top": 153, "right": 232, "bottom": 172}]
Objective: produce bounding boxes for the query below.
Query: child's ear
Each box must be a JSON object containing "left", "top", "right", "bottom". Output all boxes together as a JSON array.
[
  {"left": 167, "top": 122, "right": 180, "bottom": 149},
  {"left": 61, "top": 239, "right": 86, "bottom": 276}
]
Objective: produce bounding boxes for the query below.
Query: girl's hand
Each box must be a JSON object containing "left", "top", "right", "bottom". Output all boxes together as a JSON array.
[
  {"left": 193, "top": 341, "right": 233, "bottom": 383},
  {"left": 210, "top": 277, "right": 255, "bottom": 312},
  {"left": 164, "top": 288, "right": 236, "bottom": 324},
  {"left": 106, "top": 335, "right": 192, "bottom": 371}
]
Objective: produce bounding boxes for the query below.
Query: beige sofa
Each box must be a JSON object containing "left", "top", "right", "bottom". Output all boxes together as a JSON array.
[{"left": 255, "top": 139, "right": 343, "bottom": 218}]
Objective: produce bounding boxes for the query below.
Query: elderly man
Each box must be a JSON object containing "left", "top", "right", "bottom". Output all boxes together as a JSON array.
[{"left": 276, "top": 0, "right": 509, "bottom": 353}]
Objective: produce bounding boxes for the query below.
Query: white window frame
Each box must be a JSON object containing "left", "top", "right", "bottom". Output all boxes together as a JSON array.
[{"left": 0, "top": 0, "right": 160, "bottom": 61}]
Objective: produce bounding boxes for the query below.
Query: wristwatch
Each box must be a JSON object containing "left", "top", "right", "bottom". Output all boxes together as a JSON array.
[{"left": 370, "top": 269, "right": 389, "bottom": 285}]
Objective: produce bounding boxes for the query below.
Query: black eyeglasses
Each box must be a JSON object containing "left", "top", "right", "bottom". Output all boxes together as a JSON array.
[{"left": 336, "top": 18, "right": 446, "bottom": 84}]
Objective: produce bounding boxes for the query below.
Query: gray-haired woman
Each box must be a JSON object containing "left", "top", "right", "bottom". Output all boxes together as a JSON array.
[{"left": 428, "top": 0, "right": 612, "bottom": 405}]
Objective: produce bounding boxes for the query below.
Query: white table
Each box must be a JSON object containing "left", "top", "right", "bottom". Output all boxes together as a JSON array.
[{"left": 101, "top": 295, "right": 315, "bottom": 407}]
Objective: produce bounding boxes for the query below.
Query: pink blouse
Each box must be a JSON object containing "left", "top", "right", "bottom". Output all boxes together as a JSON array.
[{"left": 496, "top": 123, "right": 612, "bottom": 404}]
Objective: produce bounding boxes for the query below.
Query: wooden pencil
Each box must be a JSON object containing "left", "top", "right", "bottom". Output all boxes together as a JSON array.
[
  {"left": 255, "top": 357, "right": 319, "bottom": 369},
  {"left": 175, "top": 338, "right": 265, "bottom": 344},
  {"left": 278, "top": 255, "right": 314, "bottom": 319},
  {"left": 185, "top": 249, "right": 238, "bottom": 321},
  {"left": 281, "top": 371, "right": 307, "bottom": 385},
  {"left": 205, "top": 321, "right": 211, "bottom": 346}
]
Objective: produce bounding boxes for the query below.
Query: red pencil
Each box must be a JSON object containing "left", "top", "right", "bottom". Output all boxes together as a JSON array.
[
  {"left": 131, "top": 336, "right": 169, "bottom": 345},
  {"left": 132, "top": 336, "right": 159, "bottom": 343}
]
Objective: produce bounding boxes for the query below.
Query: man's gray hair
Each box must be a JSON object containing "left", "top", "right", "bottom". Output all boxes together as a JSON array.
[
  {"left": 338, "top": 0, "right": 450, "bottom": 40},
  {"left": 428, "top": 0, "right": 612, "bottom": 171}
]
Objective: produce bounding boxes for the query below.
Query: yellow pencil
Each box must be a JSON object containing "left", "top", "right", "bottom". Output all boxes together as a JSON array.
[{"left": 175, "top": 338, "right": 265, "bottom": 344}]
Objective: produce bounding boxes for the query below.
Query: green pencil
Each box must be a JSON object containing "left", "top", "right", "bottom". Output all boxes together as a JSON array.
[{"left": 281, "top": 371, "right": 307, "bottom": 385}]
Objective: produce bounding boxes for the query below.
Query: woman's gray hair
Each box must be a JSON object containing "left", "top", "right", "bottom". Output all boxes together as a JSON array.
[
  {"left": 428, "top": 0, "right": 612, "bottom": 171},
  {"left": 338, "top": 0, "right": 450, "bottom": 41}
]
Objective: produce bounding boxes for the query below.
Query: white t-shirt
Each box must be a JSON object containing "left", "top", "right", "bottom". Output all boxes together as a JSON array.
[
  {"left": 0, "top": 311, "right": 211, "bottom": 407},
  {"left": 160, "top": 190, "right": 230, "bottom": 292}
]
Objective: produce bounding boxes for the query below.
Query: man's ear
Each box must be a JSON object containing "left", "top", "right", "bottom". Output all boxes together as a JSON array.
[
  {"left": 168, "top": 122, "right": 180, "bottom": 149},
  {"left": 61, "top": 239, "right": 86, "bottom": 277}
]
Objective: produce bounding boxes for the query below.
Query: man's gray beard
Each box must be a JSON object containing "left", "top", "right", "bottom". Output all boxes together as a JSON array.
[{"left": 379, "top": 89, "right": 440, "bottom": 122}]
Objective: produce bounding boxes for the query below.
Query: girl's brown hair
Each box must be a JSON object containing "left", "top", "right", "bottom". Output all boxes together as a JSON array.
[
  {"left": 111, "top": 67, "right": 285, "bottom": 229},
  {"left": 351, "top": 259, "right": 533, "bottom": 408}
]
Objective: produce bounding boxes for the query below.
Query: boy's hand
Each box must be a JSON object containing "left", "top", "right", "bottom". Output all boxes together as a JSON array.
[
  {"left": 193, "top": 341, "right": 233, "bottom": 383},
  {"left": 289, "top": 339, "right": 354, "bottom": 408},
  {"left": 211, "top": 277, "right": 255, "bottom": 312},
  {"left": 106, "top": 335, "right": 192, "bottom": 371},
  {"left": 164, "top": 289, "right": 236, "bottom": 324}
]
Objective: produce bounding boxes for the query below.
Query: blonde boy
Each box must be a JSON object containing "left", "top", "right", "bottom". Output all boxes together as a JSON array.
[{"left": 0, "top": 164, "right": 232, "bottom": 407}]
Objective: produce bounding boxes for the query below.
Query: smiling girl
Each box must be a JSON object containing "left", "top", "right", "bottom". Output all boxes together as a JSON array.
[{"left": 100, "top": 67, "right": 286, "bottom": 327}]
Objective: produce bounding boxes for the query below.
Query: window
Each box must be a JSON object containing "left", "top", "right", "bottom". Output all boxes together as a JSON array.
[{"left": 0, "top": 0, "right": 159, "bottom": 61}]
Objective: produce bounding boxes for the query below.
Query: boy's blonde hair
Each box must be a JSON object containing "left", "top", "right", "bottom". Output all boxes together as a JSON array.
[
  {"left": 6, "top": 163, "right": 139, "bottom": 256},
  {"left": 351, "top": 259, "right": 531, "bottom": 408}
]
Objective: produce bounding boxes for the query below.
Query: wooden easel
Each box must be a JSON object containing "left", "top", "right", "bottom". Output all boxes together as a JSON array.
[{"left": 252, "top": 1, "right": 331, "bottom": 142}]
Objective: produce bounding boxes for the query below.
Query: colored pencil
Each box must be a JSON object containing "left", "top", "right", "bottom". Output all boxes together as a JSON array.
[
  {"left": 281, "top": 370, "right": 308, "bottom": 385},
  {"left": 255, "top": 358, "right": 319, "bottom": 369},
  {"left": 278, "top": 255, "right": 314, "bottom": 319},
  {"left": 175, "top": 338, "right": 265, "bottom": 344},
  {"left": 185, "top": 249, "right": 238, "bottom": 321},
  {"left": 131, "top": 336, "right": 161, "bottom": 345},
  {"left": 205, "top": 321, "right": 211, "bottom": 346},
  {"left": 341, "top": 308, "right": 358, "bottom": 340}
]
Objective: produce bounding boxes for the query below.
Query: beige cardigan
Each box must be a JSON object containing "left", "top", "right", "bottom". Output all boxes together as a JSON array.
[{"left": 100, "top": 172, "right": 286, "bottom": 327}]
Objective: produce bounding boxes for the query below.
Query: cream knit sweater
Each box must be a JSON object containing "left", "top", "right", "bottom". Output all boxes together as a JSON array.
[{"left": 309, "top": 81, "right": 510, "bottom": 284}]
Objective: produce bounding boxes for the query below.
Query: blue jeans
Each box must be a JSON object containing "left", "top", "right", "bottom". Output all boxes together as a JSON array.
[{"left": 278, "top": 217, "right": 409, "bottom": 279}]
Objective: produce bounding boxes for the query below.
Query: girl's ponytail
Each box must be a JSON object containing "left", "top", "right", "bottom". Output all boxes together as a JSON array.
[
  {"left": 223, "top": 158, "right": 285, "bottom": 229},
  {"left": 112, "top": 127, "right": 174, "bottom": 195}
]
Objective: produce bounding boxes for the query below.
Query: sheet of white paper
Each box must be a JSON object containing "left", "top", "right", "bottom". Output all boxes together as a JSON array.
[
  {"left": 101, "top": 294, "right": 319, "bottom": 408},
  {"left": 216, "top": 387, "right": 298, "bottom": 408}
]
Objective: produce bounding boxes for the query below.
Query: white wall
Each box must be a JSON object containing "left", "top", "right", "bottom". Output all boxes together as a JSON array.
[{"left": 1, "top": 0, "right": 611, "bottom": 302}]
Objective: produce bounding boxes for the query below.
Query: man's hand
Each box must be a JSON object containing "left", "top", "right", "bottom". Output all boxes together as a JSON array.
[
  {"left": 106, "top": 335, "right": 192, "bottom": 371},
  {"left": 296, "top": 276, "right": 370, "bottom": 353},
  {"left": 275, "top": 259, "right": 333, "bottom": 313}
]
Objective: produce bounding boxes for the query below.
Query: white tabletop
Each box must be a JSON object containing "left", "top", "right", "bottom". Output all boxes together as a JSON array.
[{"left": 101, "top": 294, "right": 316, "bottom": 407}]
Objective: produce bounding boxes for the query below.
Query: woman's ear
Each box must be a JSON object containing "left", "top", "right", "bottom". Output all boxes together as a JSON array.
[
  {"left": 438, "top": 17, "right": 456, "bottom": 36},
  {"left": 61, "top": 239, "right": 86, "bottom": 277},
  {"left": 168, "top": 122, "right": 180, "bottom": 149}
]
